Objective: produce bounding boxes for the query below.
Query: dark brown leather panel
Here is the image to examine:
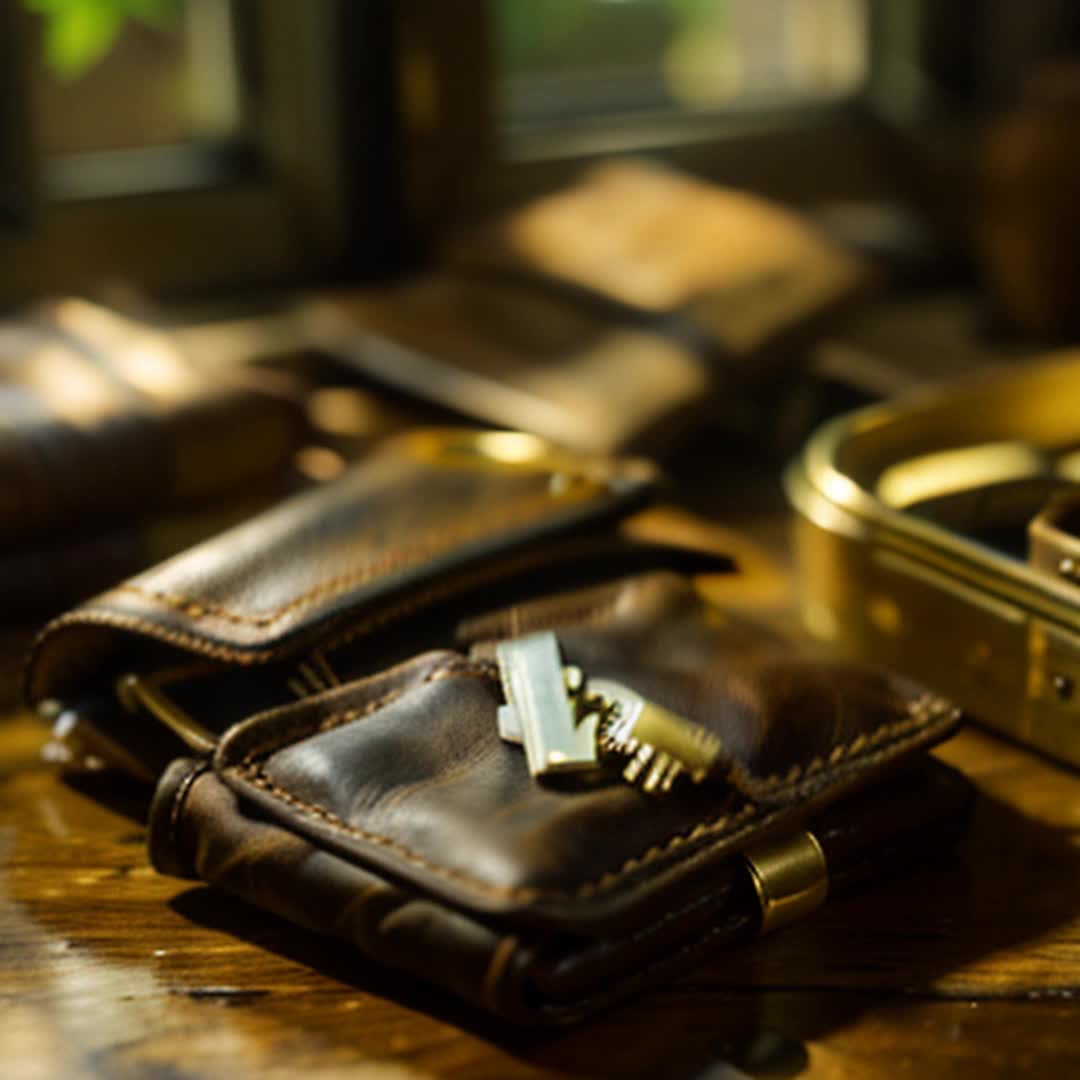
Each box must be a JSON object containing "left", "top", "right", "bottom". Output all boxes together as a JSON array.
[
  {"left": 25, "top": 432, "right": 659, "bottom": 702},
  {"left": 211, "top": 574, "right": 960, "bottom": 932},
  {"left": 0, "top": 299, "right": 303, "bottom": 541},
  {"left": 150, "top": 749, "right": 971, "bottom": 1025},
  {"left": 150, "top": 759, "right": 538, "bottom": 1021},
  {"left": 28, "top": 421, "right": 971, "bottom": 1026}
]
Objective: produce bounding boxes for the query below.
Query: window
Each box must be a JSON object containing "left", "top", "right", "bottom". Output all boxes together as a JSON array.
[
  {"left": 0, "top": 1, "right": 361, "bottom": 304},
  {"left": 496, "top": 0, "right": 869, "bottom": 144},
  {"left": 392, "top": 0, "right": 891, "bottom": 241},
  {"left": 26, "top": 0, "right": 240, "bottom": 159}
]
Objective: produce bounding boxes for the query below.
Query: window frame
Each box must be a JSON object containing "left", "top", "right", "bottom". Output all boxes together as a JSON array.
[
  {"left": 0, "top": 2, "right": 33, "bottom": 230},
  {"left": 389, "top": 0, "right": 924, "bottom": 248},
  {"left": 0, "top": 0, "right": 362, "bottom": 304}
]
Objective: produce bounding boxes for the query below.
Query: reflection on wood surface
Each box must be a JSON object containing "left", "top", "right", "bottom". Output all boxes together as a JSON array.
[{"left": 0, "top": 715, "right": 1077, "bottom": 1078}]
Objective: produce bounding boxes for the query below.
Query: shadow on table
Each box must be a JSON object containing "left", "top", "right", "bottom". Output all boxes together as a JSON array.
[{"left": 166, "top": 783, "right": 1079, "bottom": 1079}]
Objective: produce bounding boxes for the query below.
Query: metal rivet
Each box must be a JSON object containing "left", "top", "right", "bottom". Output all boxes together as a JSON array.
[
  {"left": 1052, "top": 674, "right": 1074, "bottom": 702},
  {"left": 744, "top": 831, "right": 829, "bottom": 935},
  {"left": 1059, "top": 557, "right": 1079, "bottom": 582}
]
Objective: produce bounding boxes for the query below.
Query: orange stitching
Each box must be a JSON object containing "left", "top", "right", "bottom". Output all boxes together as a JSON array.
[
  {"left": 724, "top": 700, "right": 945, "bottom": 799},
  {"left": 225, "top": 687, "right": 956, "bottom": 905},
  {"left": 24, "top": 609, "right": 281, "bottom": 690},
  {"left": 24, "top": 547, "right": 545, "bottom": 700},
  {"left": 232, "top": 657, "right": 495, "bottom": 764},
  {"left": 482, "top": 935, "right": 520, "bottom": 1011},
  {"left": 116, "top": 489, "right": 570, "bottom": 627},
  {"left": 239, "top": 764, "right": 545, "bottom": 901}
]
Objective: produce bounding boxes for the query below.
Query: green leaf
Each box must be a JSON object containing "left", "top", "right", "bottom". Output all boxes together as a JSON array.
[
  {"left": 43, "top": 0, "right": 124, "bottom": 80},
  {"left": 21, "top": 0, "right": 182, "bottom": 79}
]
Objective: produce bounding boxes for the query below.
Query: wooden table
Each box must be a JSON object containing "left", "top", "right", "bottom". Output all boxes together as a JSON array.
[
  {"left": 2, "top": 689, "right": 1079, "bottom": 1079},
  {"left": 1, "top": 442, "right": 1078, "bottom": 1078}
]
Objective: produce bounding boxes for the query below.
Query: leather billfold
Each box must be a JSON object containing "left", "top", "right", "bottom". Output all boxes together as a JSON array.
[
  {"left": 0, "top": 297, "right": 306, "bottom": 615},
  {"left": 26, "top": 429, "right": 969, "bottom": 1025},
  {"left": 303, "top": 162, "right": 871, "bottom": 459}
]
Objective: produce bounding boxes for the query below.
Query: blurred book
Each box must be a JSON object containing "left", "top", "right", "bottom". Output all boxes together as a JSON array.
[
  {"left": 0, "top": 298, "right": 308, "bottom": 615},
  {"left": 447, "top": 160, "right": 871, "bottom": 360},
  {"left": 305, "top": 274, "right": 710, "bottom": 456},
  {"left": 302, "top": 161, "right": 871, "bottom": 456}
]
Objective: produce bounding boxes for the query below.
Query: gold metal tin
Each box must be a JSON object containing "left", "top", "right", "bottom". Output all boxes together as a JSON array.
[{"left": 786, "top": 353, "right": 1080, "bottom": 767}]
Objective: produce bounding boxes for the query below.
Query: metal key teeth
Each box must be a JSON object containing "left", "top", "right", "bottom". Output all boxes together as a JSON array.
[
  {"left": 642, "top": 752, "right": 678, "bottom": 794},
  {"left": 598, "top": 731, "right": 639, "bottom": 757},
  {"left": 658, "top": 757, "right": 684, "bottom": 792},
  {"left": 623, "top": 744, "right": 655, "bottom": 784}
]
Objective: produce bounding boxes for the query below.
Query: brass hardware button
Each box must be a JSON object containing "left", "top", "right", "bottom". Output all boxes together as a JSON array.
[{"left": 743, "top": 830, "right": 829, "bottom": 934}]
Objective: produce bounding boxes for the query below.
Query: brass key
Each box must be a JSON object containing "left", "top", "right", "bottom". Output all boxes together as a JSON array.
[
  {"left": 590, "top": 677, "right": 722, "bottom": 792},
  {"left": 495, "top": 632, "right": 720, "bottom": 793}
]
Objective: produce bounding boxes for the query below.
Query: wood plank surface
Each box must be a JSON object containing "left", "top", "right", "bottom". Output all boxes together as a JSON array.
[{"left": 2, "top": 708, "right": 1078, "bottom": 1079}]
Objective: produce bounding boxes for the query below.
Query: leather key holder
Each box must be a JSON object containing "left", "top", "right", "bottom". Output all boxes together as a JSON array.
[{"left": 25, "top": 428, "right": 970, "bottom": 1025}]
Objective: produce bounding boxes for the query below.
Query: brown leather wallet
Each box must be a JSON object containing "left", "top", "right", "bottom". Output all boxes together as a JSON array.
[
  {"left": 26, "top": 429, "right": 970, "bottom": 1025},
  {"left": 0, "top": 298, "right": 306, "bottom": 618}
]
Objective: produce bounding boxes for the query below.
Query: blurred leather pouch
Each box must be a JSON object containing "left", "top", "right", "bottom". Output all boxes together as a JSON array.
[
  {"left": 304, "top": 162, "right": 871, "bottom": 459},
  {"left": 1, "top": 298, "right": 303, "bottom": 542},
  {"left": 26, "top": 429, "right": 968, "bottom": 1024},
  {"left": 0, "top": 298, "right": 305, "bottom": 616}
]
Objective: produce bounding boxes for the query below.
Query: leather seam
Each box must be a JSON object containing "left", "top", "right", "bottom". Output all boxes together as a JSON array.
[
  {"left": 562, "top": 877, "right": 737, "bottom": 967},
  {"left": 528, "top": 881, "right": 744, "bottom": 1013},
  {"left": 538, "top": 903, "right": 754, "bottom": 1019},
  {"left": 165, "top": 761, "right": 212, "bottom": 877},
  {"left": 727, "top": 698, "right": 946, "bottom": 800},
  {"left": 27, "top": 609, "right": 282, "bottom": 672},
  {"left": 231, "top": 658, "right": 494, "bottom": 763},
  {"left": 112, "top": 489, "right": 569, "bottom": 627},
  {"left": 24, "top": 516, "right": 615, "bottom": 703},
  {"left": 224, "top": 696, "right": 953, "bottom": 905},
  {"left": 482, "top": 934, "right": 521, "bottom": 1013}
]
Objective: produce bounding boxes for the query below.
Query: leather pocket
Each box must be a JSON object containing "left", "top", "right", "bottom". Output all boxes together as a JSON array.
[
  {"left": 150, "top": 571, "right": 968, "bottom": 1023},
  {"left": 25, "top": 430, "right": 661, "bottom": 710},
  {"left": 209, "top": 572, "right": 959, "bottom": 928}
]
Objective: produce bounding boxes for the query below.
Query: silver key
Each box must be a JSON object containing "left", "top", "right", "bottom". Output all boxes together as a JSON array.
[
  {"left": 495, "top": 633, "right": 599, "bottom": 778},
  {"left": 495, "top": 634, "right": 720, "bottom": 793}
]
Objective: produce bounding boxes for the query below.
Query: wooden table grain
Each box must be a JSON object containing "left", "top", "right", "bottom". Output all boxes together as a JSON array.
[{"left": 1, "top": 705, "right": 1078, "bottom": 1079}]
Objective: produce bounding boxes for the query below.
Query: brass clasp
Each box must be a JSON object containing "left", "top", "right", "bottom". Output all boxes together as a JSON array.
[
  {"left": 116, "top": 672, "right": 217, "bottom": 755},
  {"left": 743, "top": 830, "right": 829, "bottom": 934}
]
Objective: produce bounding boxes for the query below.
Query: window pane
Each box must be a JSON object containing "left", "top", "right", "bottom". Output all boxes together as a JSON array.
[
  {"left": 20, "top": 0, "right": 240, "bottom": 157},
  {"left": 497, "top": 0, "right": 868, "bottom": 136}
]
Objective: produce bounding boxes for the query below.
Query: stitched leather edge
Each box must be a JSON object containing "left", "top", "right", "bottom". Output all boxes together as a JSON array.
[
  {"left": 222, "top": 684, "right": 958, "bottom": 906},
  {"left": 228, "top": 657, "right": 490, "bottom": 764},
  {"left": 536, "top": 895, "right": 754, "bottom": 1021},
  {"left": 114, "top": 488, "right": 578, "bottom": 626},
  {"left": 23, "top": 540, "right": 569, "bottom": 700},
  {"left": 24, "top": 511, "right": 657, "bottom": 704}
]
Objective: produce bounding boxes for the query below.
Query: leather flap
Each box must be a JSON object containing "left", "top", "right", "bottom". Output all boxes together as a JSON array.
[
  {"left": 25, "top": 430, "right": 658, "bottom": 703},
  {"left": 207, "top": 574, "right": 962, "bottom": 934}
]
